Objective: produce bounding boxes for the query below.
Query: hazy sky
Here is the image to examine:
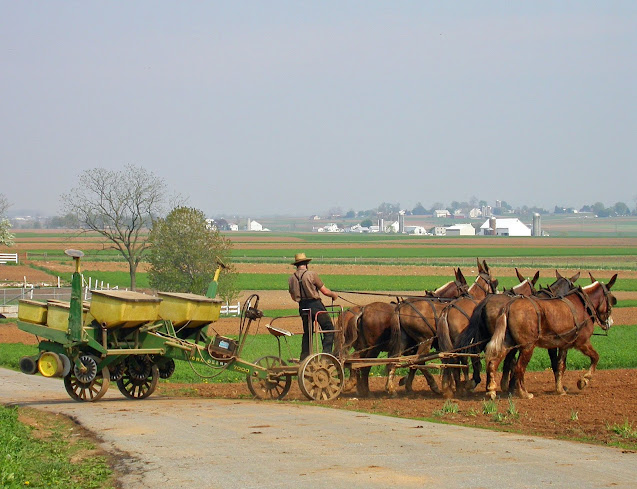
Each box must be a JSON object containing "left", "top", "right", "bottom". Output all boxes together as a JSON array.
[{"left": 2, "top": 2, "right": 635, "bottom": 217}]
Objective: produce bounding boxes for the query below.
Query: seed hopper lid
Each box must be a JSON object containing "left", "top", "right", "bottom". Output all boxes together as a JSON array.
[
  {"left": 157, "top": 291, "right": 223, "bottom": 303},
  {"left": 91, "top": 290, "right": 162, "bottom": 303}
]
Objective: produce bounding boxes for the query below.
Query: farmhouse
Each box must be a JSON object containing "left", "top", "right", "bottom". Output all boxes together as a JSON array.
[
  {"left": 479, "top": 218, "right": 531, "bottom": 236},
  {"left": 445, "top": 223, "right": 475, "bottom": 236},
  {"left": 434, "top": 209, "right": 451, "bottom": 218}
]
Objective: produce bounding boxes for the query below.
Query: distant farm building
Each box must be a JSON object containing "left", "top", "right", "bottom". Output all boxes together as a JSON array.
[
  {"left": 445, "top": 223, "right": 475, "bottom": 236},
  {"left": 434, "top": 209, "right": 451, "bottom": 218},
  {"left": 479, "top": 218, "right": 531, "bottom": 236},
  {"left": 404, "top": 225, "right": 428, "bottom": 235},
  {"left": 246, "top": 219, "right": 270, "bottom": 232},
  {"left": 314, "top": 223, "right": 340, "bottom": 233}
]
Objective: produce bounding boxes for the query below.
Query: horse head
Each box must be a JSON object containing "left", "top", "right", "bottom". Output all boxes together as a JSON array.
[
  {"left": 583, "top": 273, "right": 618, "bottom": 330},
  {"left": 508, "top": 268, "right": 540, "bottom": 296},
  {"left": 468, "top": 259, "right": 498, "bottom": 299},
  {"left": 430, "top": 268, "right": 469, "bottom": 298}
]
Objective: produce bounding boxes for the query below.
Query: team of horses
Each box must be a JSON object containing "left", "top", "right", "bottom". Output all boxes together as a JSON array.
[{"left": 334, "top": 259, "right": 617, "bottom": 400}]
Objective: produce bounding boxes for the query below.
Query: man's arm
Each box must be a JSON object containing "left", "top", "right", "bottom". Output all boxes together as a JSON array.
[{"left": 319, "top": 285, "right": 338, "bottom": 301}]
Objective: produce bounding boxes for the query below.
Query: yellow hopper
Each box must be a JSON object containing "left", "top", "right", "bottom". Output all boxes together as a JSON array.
[
  {"left": 18, "top": 299, "right": 48, "bottom": 325},
  {"left": 90, "top": 290, "right": 160, "bottom": 329},
  {"left": 157, "top": 292, "right": 223, "bottom": 328}
]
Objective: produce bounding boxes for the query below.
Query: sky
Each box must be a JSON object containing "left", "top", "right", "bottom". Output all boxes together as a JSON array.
[{"left": 1, "top": 2, "right": 636, "bottom": 217}]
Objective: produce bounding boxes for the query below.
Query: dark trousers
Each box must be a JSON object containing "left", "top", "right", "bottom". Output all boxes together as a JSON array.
[{"left": 299, "top": 299, "right": 334, "bottom": 360}]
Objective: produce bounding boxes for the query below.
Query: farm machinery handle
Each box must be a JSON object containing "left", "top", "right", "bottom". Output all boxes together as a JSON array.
[{"left": 17, "top": 249, "right": 270, "bottom": 402}]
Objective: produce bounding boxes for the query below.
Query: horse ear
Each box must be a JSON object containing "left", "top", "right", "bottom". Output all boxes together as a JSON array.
[
  {"left": 589, "top": 272, "right": 596, "bottom": 283},
  {"left": 569, "top": 271, "right": 580, "bottom": 283},
  {"left": 515, "top": 268, "right": 525, "bottom": 283},
  {"left": 482, "top": 260, "right": 490, "bottom": 273},
  {"left": 555, "top": 270, "right": 563, "bottom": 279},
  {"left": 532, "top": 271, "right": 540, "bottom": 285},
  {"left": 607, "top": 274, "right": 617, "bottom": 290},
  {"left": 476, "top": 258, "right": 484, "bottom": 273},
  {"left": 454, "top": 268, "right": 460, "bottom": 281},
  {"left": 457, "top": 268, "right": 467, "bottom": 285}
]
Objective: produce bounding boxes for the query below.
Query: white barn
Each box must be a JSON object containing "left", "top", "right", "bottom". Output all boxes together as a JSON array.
[
  {"left": 445, "top": 223, "right": 475, "bottom": 236},
  {"left": 479, "top": 218, "right": 531, "bottom": 236},
  {"left": 404, "top": 225, "right": 428, "bottom": 235}
]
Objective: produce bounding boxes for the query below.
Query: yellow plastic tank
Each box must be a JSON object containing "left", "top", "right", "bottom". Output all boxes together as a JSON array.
[
  {"left": 46, "top": 301, "right": 72, "bottom": 331},
  {"left": 89, "top": 290, "right": 161, "bottom": 329},
  {"left": 157, "top": 292, "right": 222, "bottom": 328},
  {"left": 18, "top": 299, "right": 48, "bottom": 324}
]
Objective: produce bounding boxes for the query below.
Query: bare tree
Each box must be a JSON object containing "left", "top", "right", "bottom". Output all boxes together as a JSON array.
[{"left": 62, "top": 165, "right": 170, "bottom": 290}]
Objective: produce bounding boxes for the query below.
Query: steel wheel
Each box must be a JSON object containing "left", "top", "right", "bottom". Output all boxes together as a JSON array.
[
  {"left": 247, "top": 356, "right": 291, "bottom": 400},
  {"left": 298, "top": 353, "right": 344, "bottom": 401},
  {"left": 157, "top": 358, "right": 176, "bottom": 379},
  {"left": 117, "top": 364, "right": 159, "bottom": 400},
  {"left": 64, "top": 355, "right": 110, "bottom": 402}
]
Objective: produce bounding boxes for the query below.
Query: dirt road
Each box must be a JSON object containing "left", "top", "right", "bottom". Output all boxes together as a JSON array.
[{"left": 1, "top": 368, "right": 635, "bottom": 489}]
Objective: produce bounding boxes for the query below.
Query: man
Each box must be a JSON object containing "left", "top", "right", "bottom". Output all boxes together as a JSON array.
[{"left": 288, "top": 252, "right": 339, "bottom": 360}]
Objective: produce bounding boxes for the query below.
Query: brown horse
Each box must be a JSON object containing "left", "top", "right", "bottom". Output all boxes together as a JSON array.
[
  {"left": 437, "top": 268, "right": 540, "bottom": 397},
  {"left": 334, "top": 268, "right": 469, "bottom": 397},
  {"left": 484, "top": 273, "right": 617, "bottom": 399},
  {"left": 393, "top": 259, "right": 498, "bottom": 395},
  {"left": 452, "top": 270, "right": 581, "bottom": 396}
]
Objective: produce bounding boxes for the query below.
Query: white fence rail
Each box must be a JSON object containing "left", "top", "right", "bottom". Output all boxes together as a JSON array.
[
  {"left": 0, "top": 253, "right": 18, "bottom": 264},
  {"left": 221, "top": 302, "right": 241, "bottom": 316}
]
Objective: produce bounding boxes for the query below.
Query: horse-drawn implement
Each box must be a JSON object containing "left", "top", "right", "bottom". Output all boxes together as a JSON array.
[{"left": 16, "top": 251, "right": 616, "bottom": 403}]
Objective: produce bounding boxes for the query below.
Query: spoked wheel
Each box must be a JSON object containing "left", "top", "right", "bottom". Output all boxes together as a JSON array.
[
  {"left": 117, "top": 360, "right": 159, "bottom": 400},
  {"left": 247, "top": 356, "right": 291, "bottom": 400},
  {"left": 298, "top": 353, "right": 344, "bottom": 401},
  {"left": 157, "top": 358, "right": 176, "bottom": 379},
  {"left": 64, "top": 355, "right": 110, "bottom": 402}
]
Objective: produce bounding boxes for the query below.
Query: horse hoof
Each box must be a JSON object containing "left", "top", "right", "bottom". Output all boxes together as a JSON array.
[
  {"left": 577, "top": 378, "right": 589, "bottom": 390},
  {"left": 557, "top": 389, "right": 567, "bottom": 396},
  {"left": 486, "top": 391, "right": 496, "bottom": 401},
  {"left": 398, "top": 377, "right": 406, "bottom": 387}
]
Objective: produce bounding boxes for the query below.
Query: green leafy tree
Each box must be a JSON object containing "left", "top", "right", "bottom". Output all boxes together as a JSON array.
[
  {"left": 0, "top": 193, "right": 14, "bottom": 246},
  {"left": 360, "top": 218, "right": 373, "bottom": 228},
  {"left": 147, "top": 207, "right": 236, "bottom": 297},
  {"left": 62, "top": 165, "right": 171, "bottom": 290}
]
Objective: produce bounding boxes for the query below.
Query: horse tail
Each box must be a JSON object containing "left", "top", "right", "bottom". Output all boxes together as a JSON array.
[
  {"left": 387, "top": 309, "right": 402, "bottom": 358},
  {"left": 456, "top": 299, "right": 488, "bottom": 354},
  {"left": 485, "top": 310, "right": 507, "bottom": 360},
  {"left": 437, "top": 308, "right": 453, "bottom": 352},
  {"left": 334, "top": 307, "right": 362, "bottom": 356}
]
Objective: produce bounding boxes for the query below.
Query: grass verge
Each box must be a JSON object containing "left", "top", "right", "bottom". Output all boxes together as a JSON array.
[{"left": 0, "top": 405, "right": 116, "bottom": 489}]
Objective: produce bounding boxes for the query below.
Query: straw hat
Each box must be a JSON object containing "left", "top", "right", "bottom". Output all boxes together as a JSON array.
[{"left": 291, "top": 252, "right": 312, "bottom": 266}]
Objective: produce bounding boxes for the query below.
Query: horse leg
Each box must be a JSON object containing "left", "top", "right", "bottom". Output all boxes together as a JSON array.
[
  {"left": 513, "top": 346, "right": 535, "bottom": 399},
  {"left": 465, "top": 357, "right": 481, "bottom": 392},
  {"left": 548, "top": 347, "right": 560, "bottom": 384},
  {"left": 501, "top": 349, "right": 518, "bottom": 393},
  {"left": 401, "top": 368, "right": 417, "bottom": 393},
  {"left": 554, "top": 348, "right": 568, "bottom": 395},
  {"left": 576, "top": 340, "right": 599, "bottom": 390},
  {"left": 343, "top": 366, "right": 357, "bottom": 392},
  {"left": 385, "top": 363, "right": 399, "bottom": 397},
  {"left": 441, "top": 363, "right": 455, "bottom": 398},
  {"left": 485, "top": 353, "right": 507, "bottom": 400},
  {"left": 356, "top": 366, "right": 371, "bottom": 398},
  {"left": 421, "top": 367, "right": 441, "bottom": 395}
]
